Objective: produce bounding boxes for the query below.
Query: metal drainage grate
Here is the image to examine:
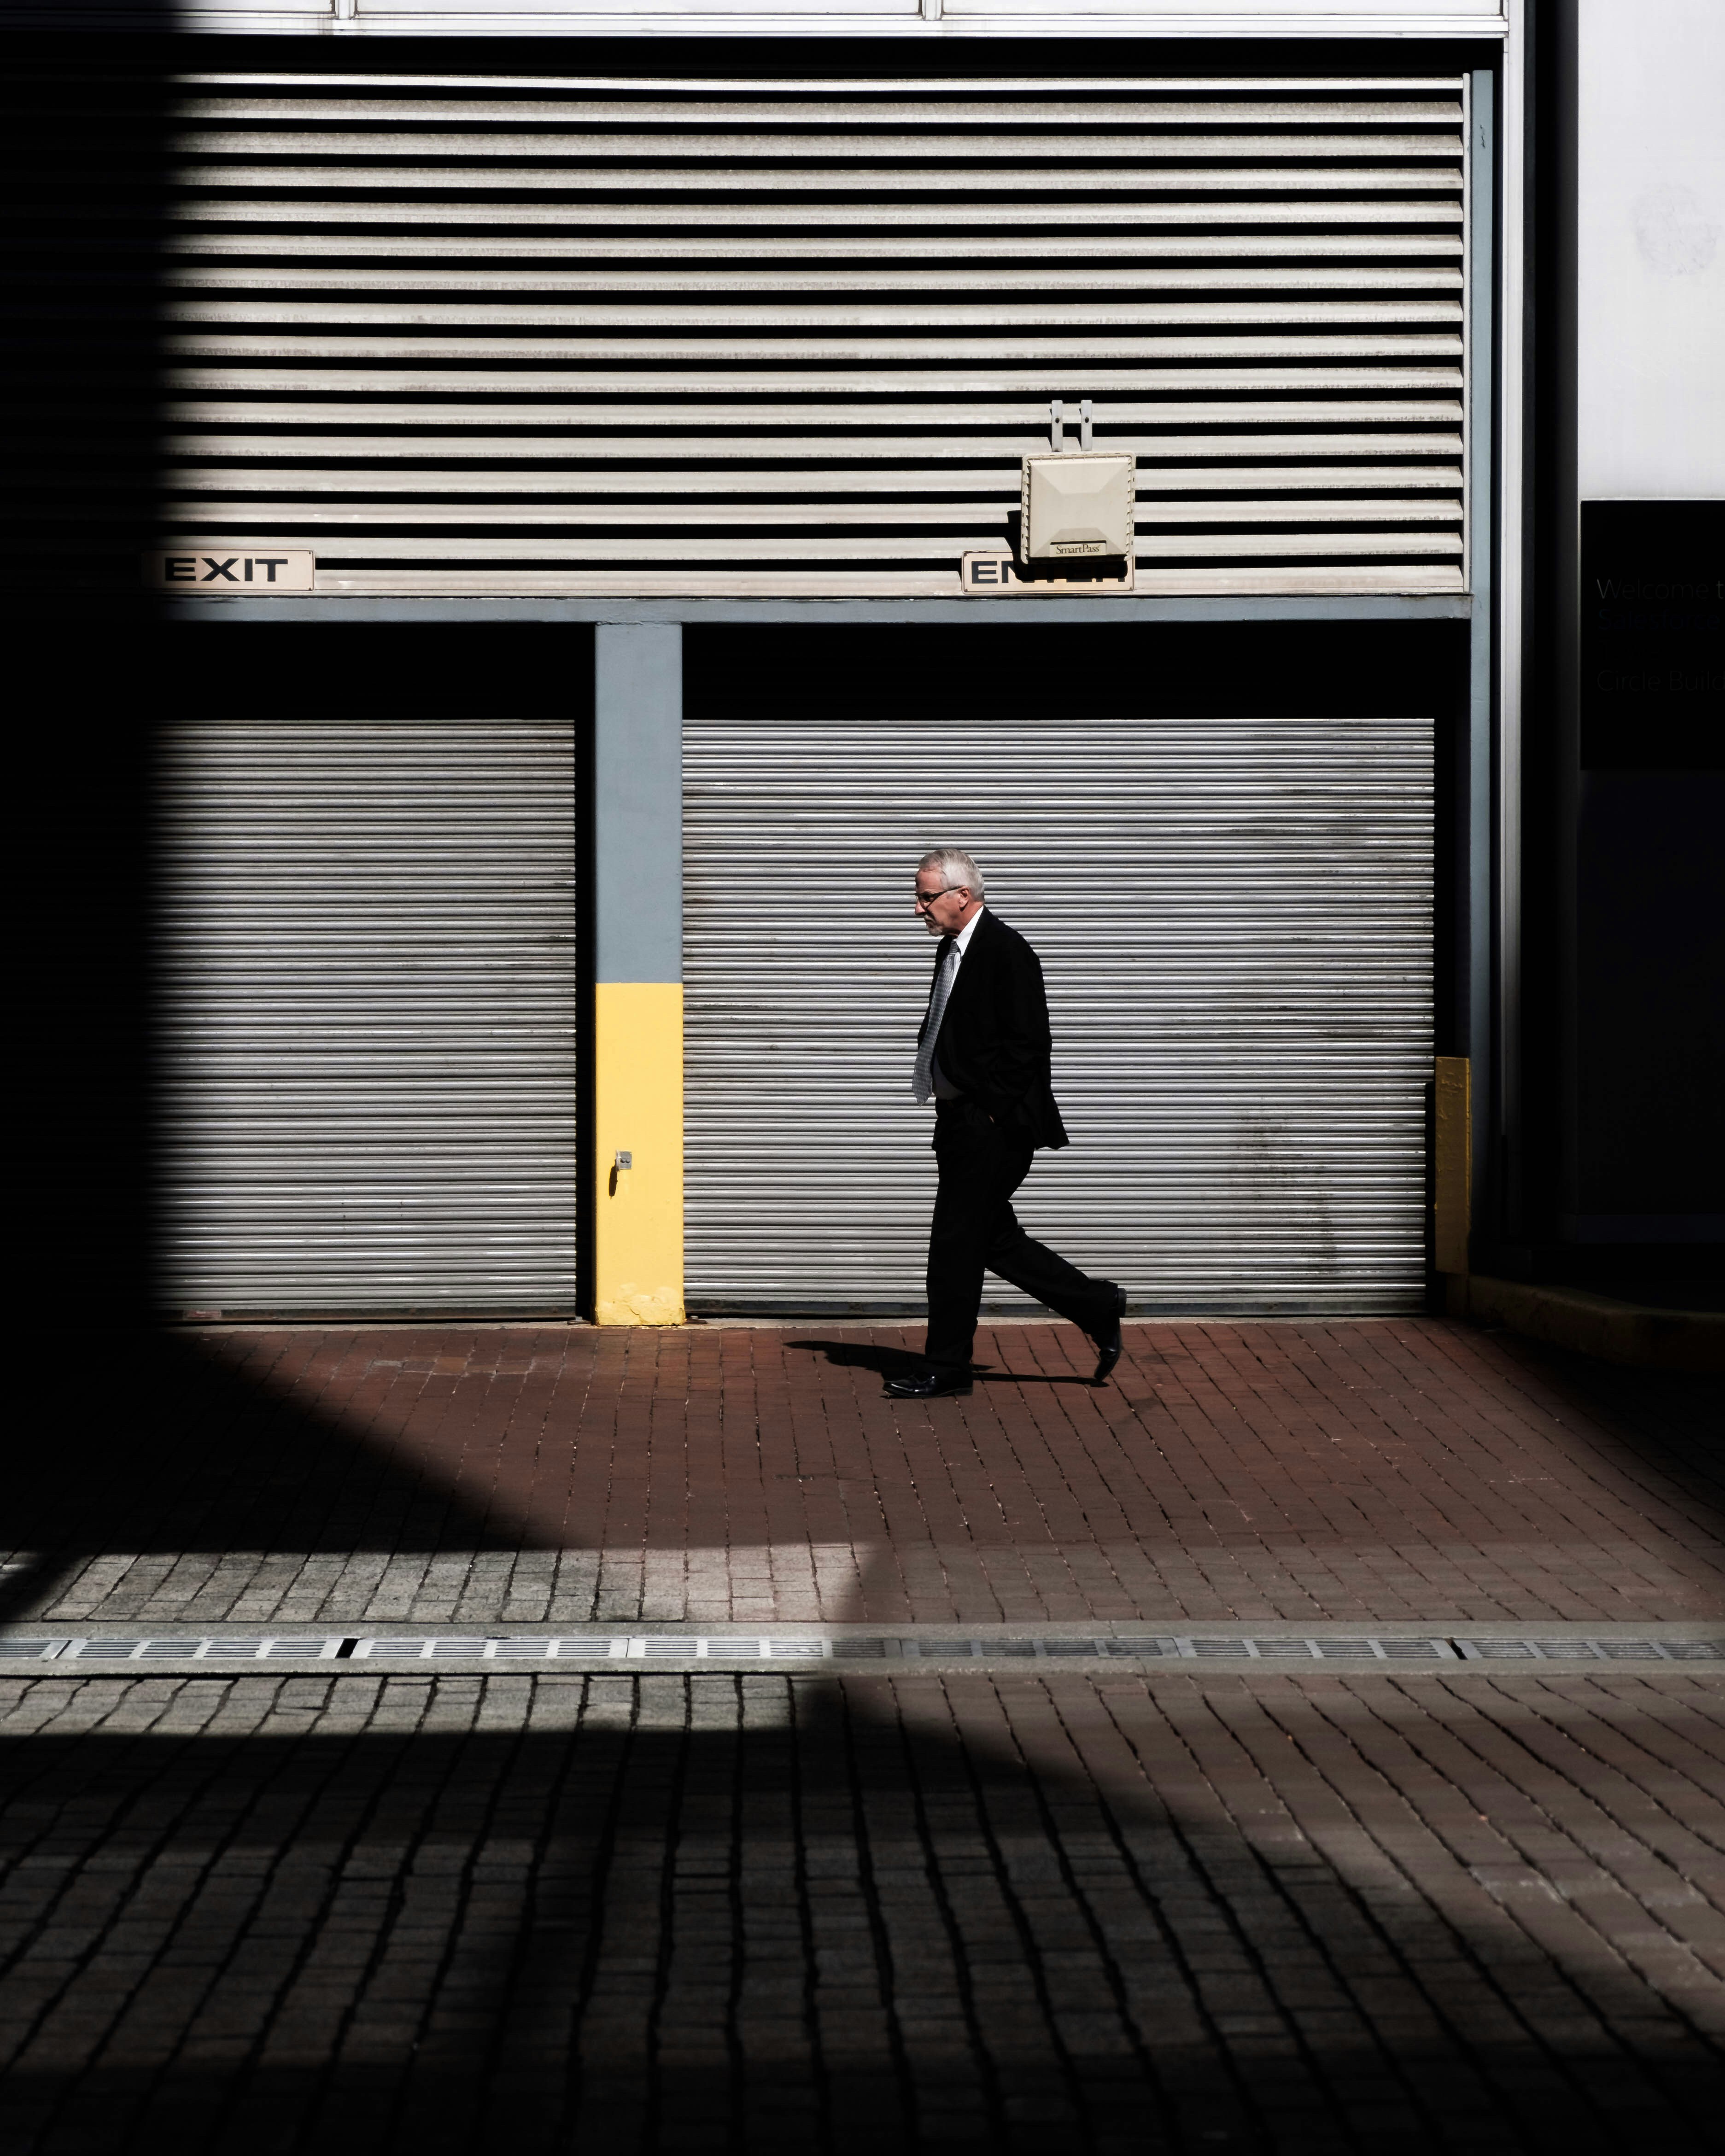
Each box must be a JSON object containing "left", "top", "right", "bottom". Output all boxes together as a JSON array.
[{"left": 2, "top": 1635, "right": 1721, "bottom": 1667}]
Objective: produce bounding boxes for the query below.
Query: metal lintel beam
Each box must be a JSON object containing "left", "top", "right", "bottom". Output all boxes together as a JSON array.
[{"left": 156, "top": 596, "right": 1471, "bottom": 627}]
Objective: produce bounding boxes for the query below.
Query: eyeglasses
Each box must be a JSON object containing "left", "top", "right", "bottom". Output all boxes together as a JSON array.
[{"left": 913, "top": 885, "right": 968, "bottom": 907}]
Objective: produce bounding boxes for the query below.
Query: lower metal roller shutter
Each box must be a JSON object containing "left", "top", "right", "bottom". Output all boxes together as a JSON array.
[
  {"left": 684, "top": 713, "right": 1432, "bottom": 1315},
  {"left": 157, "top": 718, "right": 578, "bottom": 1316}
]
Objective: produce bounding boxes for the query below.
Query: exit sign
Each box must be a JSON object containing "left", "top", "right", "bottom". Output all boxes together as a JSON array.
[
  {"left": 960, "top": 551, "right": 1134, "bottom": 596},
  {"left": 143, "top": 549, "right": 316, "bottom": 592}
]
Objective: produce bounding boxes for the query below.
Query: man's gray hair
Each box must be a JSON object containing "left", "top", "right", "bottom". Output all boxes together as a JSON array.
[{"left": 918, "top": 847, "right": 985, "bottom": 899}]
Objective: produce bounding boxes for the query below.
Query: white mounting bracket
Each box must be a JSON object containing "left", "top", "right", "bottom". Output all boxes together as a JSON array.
[{"left": 1050, "top": 399, "right": 1094, "bottom": 453}]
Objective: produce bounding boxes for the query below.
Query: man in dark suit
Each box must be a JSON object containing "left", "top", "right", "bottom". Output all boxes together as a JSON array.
[{"left": 885, "top": 847, "right": 1127, "bottom": 1401}]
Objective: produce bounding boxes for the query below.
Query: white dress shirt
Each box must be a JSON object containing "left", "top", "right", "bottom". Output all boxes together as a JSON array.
[{"left": 931, "top": 905, "right": 985, "bottom": 1099}]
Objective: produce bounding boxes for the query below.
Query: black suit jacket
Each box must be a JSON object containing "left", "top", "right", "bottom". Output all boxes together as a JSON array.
[{"left": 919, "top": 908, "right": 1070, "bottom": 1150}]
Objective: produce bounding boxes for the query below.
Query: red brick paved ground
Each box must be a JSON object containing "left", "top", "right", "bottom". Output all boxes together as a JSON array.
[
  {"left": 4, "top": 1320, "right": 1724, "bottom": 2152},
  {"left": 7, "top": 1319, "right": 1720, "bottom": 1631},
  {"left": 3, "top": 1665, "right": 1724, "bottom": 2155}
]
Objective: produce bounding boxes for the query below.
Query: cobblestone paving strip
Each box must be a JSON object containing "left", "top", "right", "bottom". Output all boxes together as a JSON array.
[
  {"left": 2, "top": 1668, "right": 1723, "bottom": 2154},
  {"left": 6, "top": 1322, "right": 1720, "bottom": 1632}
]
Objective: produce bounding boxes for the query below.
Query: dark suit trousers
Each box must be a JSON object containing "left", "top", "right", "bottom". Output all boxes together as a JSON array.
[{"left": 924, "top": 1099, "right": 1116, "bottom": 1370}]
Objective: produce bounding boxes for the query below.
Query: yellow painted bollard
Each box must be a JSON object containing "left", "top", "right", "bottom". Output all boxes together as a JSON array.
[
  {"left": 1434, "top": 1055, "right": 1472, "bottom": 1298},
  {"left": 594, "top": 981, "right": 685, "bottom": 1326}
]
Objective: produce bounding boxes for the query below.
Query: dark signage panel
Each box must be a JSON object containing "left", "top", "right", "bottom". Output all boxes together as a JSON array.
[{"left": 1579, "top": 502, "right": 1724, "bottom": 767}]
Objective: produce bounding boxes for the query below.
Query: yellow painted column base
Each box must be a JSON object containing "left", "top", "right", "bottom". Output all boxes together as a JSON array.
[
  {"left": 594, "top": 981, "right": 685, "bottom": 1324},
  {"left": 1433, "top": 1054, "right": 1472, "bottom": 1277}
]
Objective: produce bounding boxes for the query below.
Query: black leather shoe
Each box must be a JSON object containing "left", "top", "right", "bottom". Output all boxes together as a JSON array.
[
  {"left": 883, "top": 1367, "right": 973, "bottom": 1399},
  {"left": 1088, "top": 1285, "right": 1128, "bottom": 1385}
]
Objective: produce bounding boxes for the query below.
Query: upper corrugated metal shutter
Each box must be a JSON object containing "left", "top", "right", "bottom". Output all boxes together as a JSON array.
[
  {"left": 124, "top": 69, "right": 1468, "bottom": 599},
  {"left": 156, "top": 718, "right": 579, "bottom": 1316},
  {"left": 683, "top": 713, "right": 1433, "bottom": 1315}
]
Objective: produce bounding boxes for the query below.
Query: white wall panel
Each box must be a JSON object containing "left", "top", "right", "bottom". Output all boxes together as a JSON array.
[{"left": 1578, "top": 0, "right": 1725, "bottom": 498}]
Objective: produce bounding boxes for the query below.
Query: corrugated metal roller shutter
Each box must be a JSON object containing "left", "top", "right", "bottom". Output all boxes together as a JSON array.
[
  {"left": 67, "top": 67, "right": 1466, "bottom": 598},
  {"left": 157, "top": 719, "right": 579, "bottom": 1316},
  {"left": 684, "top": 715, "right": 1433, "bottom": 1315}
]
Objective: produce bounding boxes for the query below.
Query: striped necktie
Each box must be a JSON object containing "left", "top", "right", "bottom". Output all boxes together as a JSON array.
[{"left": 912, "top": 937, "right": 959, "bottom": 1103}]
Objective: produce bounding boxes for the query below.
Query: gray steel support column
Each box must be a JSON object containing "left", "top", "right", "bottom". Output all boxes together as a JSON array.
[
  {"left": 591, "top": 623, "right": 684, "bottom": 1325},
  {"left": 1548, "top": 14, "right": 1581, "bottom": 1235},
  {"left": 1468, "top": 68, "right": 1498, "bottom": 1259},
  {"left": 594, "top": 623, "right": 682, "bottom": 985}
]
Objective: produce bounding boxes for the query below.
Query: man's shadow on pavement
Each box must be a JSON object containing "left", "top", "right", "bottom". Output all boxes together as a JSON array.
[{"left": 787, "top": 1339, "right": 1103, "bottom": 1384}]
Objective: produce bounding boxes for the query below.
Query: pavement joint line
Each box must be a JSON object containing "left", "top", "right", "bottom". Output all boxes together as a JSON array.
[
  {"left": 169, "top": 1313, "right": 1427, "bottom": 1334},
  {"left": 3, "top": 1627, "right": 1722, "bottom": 1671}
]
